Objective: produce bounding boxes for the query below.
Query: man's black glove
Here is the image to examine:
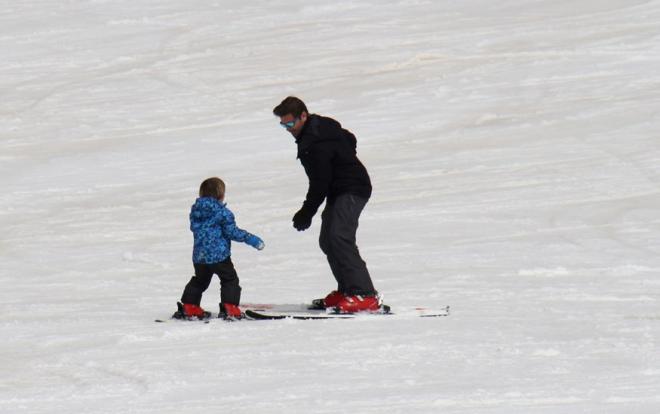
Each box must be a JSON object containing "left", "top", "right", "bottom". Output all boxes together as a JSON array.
[{"left": 292, "top": 208, "right": 313, "bottom": 231}]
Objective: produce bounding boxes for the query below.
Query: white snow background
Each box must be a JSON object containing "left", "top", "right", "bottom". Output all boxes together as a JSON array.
[{"left": 2, "top": 0, "right": 660, "bottom": 413}]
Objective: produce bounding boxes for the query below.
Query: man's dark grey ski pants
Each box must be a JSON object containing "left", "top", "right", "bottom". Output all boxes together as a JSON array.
[{"left": 319, "top": 194, "right": 375, "bottom": 296}]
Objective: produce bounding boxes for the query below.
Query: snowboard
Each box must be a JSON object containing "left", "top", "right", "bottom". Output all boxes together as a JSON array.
[
  {"left": 244, "top": 304, "right": 450, "bottom": 320},
  {"left": 244, "top": 309, "right": 355, "bottom": 320}
]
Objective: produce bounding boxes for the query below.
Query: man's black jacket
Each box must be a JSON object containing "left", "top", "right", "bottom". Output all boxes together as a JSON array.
[{"left": 296, "top": 114, "right": 372, "bottom": 216}]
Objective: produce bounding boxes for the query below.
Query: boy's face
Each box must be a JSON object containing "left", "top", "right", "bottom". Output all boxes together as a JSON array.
[{"left": 279, "top": 112, "right": 307, "bottom": 138}]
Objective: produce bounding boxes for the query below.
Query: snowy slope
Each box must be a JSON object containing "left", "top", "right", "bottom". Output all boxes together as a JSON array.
[{"left": 2, "top": 0, "right": 660, "bottom": 413}]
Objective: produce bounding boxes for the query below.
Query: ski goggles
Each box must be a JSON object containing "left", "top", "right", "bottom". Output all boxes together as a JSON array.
[{"left": 279, "top": 119, "right": 298, "bottom": 129}]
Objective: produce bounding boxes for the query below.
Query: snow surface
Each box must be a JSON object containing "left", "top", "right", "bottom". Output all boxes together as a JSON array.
[{"left": 2, "top": 0, "right": 660, "bottom": 413}]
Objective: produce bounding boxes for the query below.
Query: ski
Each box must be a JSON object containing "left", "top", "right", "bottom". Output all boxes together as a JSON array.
[{"left": 154, "top": 317, "right": 210, "bottom": 323}]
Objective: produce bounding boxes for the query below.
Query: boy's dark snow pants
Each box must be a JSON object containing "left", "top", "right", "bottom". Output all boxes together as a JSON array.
[
  {"left": 181, "top": 258, "right": 241, "bottom": 306},
  {"left": 319, "top": 194, "right": 375, "bottom": 296}
]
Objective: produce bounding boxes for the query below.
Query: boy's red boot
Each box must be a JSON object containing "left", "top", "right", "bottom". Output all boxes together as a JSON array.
[
  {"left": 220, "top": 303, "right": 243, "bottom": 319},
  {"left": 183, "top": 303, "right": 207, "bottom": 318},
  {"left": 174, "top": 302, "right": 210, "bottom": 320},
  {"left": 334, "top": 294, "right": 381, "bottom": 314}
]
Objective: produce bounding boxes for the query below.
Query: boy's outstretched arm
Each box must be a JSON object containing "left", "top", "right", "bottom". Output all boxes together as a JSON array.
[{"left": 221, "top": 209, "right": 264, "bottom": 250}]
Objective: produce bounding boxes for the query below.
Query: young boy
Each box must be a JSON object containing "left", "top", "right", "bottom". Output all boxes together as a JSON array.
[{"left": 175, "top": 177, "right": 264, "bottom": 320}]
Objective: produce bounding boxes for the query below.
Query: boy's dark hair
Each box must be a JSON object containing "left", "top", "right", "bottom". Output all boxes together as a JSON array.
[
  {"left": 273, "top": 96, "right": 308, "bottom": 118},
  {"left": 199, "top": 177, "right": 226, "bottom": 200}
]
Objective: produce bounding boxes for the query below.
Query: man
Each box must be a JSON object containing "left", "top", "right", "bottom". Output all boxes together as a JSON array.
[{"left": 273, "top": 96, "right": 381, "bottom": 313}]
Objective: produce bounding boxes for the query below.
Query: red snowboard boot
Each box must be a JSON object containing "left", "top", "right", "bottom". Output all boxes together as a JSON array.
[
  {"left": 334, "top": 294, "right": 381, "bottom": 314},
  {"left": 323, "top": 290, "right": 346, "bottom": 307},
  {"left": 310, "top": 290, "right": 346, "bottom": 309}
]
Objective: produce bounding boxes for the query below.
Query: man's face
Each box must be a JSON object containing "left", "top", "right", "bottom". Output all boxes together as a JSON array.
[{"left": 279, "top": 112, "right": 307, "bottom": 137}]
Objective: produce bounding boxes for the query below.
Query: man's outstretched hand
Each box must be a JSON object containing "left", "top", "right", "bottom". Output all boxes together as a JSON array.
[{"left": 292, "top": 208, "right": 313, "bottom": 231}]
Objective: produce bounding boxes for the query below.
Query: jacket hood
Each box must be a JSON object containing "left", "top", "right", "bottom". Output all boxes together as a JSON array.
[
  {"left": 296, "top": 114, "right": 339, "bottom": 153},
  {"left": 190, "top": 197, "right": 223, "bottom": 223}
]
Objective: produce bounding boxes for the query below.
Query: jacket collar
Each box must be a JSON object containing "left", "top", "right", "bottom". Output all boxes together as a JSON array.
[{"left": 295, "top": 114, "right": 321, "bottom": 150}]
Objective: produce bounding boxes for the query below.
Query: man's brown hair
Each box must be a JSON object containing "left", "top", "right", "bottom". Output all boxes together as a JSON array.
[
  {"left": 199, "top": 177, "right": 225, "bottom": 200},
  {"left": 273, "top": 96, "right": 308, "bottom": 118}
]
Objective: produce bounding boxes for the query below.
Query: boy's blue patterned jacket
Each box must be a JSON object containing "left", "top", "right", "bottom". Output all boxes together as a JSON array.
[{"left": 190, "top": 197, "right": 253, "bottom": 264}]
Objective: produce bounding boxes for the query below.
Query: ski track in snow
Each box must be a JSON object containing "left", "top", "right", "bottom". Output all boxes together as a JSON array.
[{"left": 2, "top": 0, "right": 660, "bottom": 413}]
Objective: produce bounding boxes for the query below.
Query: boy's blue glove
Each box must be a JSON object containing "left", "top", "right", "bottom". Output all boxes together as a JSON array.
[{"left": 246, "top": 234, "right": 265, "bottom": 250}]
